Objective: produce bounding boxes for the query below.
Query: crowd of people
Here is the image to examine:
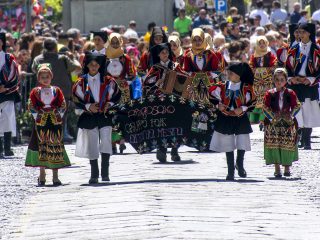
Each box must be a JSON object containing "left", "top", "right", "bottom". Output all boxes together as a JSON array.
[{"left": 0, "top": 0, "right": 320, "bottom": 185}]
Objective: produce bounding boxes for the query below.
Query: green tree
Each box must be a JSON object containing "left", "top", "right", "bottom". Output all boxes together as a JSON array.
[{"left": 45, "top": 0, "right": 63, "bottom": 21}]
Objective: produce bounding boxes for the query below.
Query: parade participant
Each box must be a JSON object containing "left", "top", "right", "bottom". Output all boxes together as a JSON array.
[
  {"left": 249, "top": 36, "right": 277, "bottom": 129},
  {"left": 126, "top": 45, "right": 140, "bottom": 68},
  {"left": 168, "top": 35, "right": 184, "bottom": 66},
  {"left": 209, "top": 62, "right": 256, "bottom": 181},
  {"left": 289, "top": 24, "right": 300, "bottom": 47},
  {"left": 25, "top": 64, "right": 70, "bottom": 186},
  {"left": 183, "top": 28, "right": 226, "bottom": 105},
  {"left": 286, "top": 23, "right": 320, "bottom": 149},
  {"left": 0, "top": 32, "right": 19, "bottom": 158},
  {"left": 73, "top": 52, "right": 120, "bottom": 184},
  {"left": 144, "top": 43, "right": 184, "bottom": 162},
  {"left": 106, "top": 33, "right": 138, "bottom": 154},
  {"left": 137, "top": 26, "right": 168, "bottom": 76},
  {"left": 263, "top": 68, "right": 300, "bottom": 178},
  {"left": 91, "top": 31, "right": 108, "bottom": 55}
]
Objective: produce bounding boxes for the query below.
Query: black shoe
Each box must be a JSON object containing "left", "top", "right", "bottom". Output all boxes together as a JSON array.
[
  {"left": 274, "top": 172, "right": 282, "bottom": 178},
  {"left": 283, "top": 172, "right": 291, "bottom": 177},
  {"left": 235, "top": 164, "right": 247, "bottom": 178},
  {"left": 4, "top": 150, "right": 14, "bottom": 156},
  {"left": 0, "top": 152, "right": 4, "bottom": 159},
  {"left": 119, "top": 144, "right": 126, "bottom": 154},
  {"left": 53, "top": 179, "right": 62, "bottom": 186},
  {"left": 37, "top": 178, "right": 46, "bottom": 186},
  {"left": 112, "top": 146, "right": 118, "bottom": 155},
  {"left": 171, "top": 148, "right": 181, "bottom": 162},
  {"left": 156, "top": 147, "right": 167, "bottom": 163},
  {"left": 226, "top": 175, "right": 235, "bottom": 181},
  {"left": 259, "top": 123, "right": 264, "bottom": 131},
  {"left": 88, "top": 178, "right": 99, "bottom": 184},
  {"left": 304, "top": 145, "right": 311, "bottom": 150},
  {"left": 102, "top": 177, "right": 110, "bottom": 181}
]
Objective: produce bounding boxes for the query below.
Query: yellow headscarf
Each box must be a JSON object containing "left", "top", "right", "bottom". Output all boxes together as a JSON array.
[
  {"left": 106, "top": 33, "right": 124, "bottom": 58},
  {"left": 254, "top": 36, "right": 270, "bottom": 58},
  {"left": 191, "top": 28, "right": 208, "bottom": 55},
  {"left": 205, "top": 33, "right": 214, "bottom": 50},
  {"left": 168, "top": 35, "right": 183, "bottom": 57}
]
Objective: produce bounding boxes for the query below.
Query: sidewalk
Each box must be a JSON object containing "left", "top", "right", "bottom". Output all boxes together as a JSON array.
[{"left": 3, "top": 125, "right": 320, "bottom": 240}]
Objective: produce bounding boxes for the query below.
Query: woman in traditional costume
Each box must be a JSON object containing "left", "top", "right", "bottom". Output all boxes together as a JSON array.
[
  {"left": 249, "top": 36, "right": 277, "bottom": 129},
  {"left": 168, "top": 35, "right": 184, "bottom": 66},
  {"left": 26, "top": 64, "right": 70, "bottom": 186},
  {"left": 263, "top": 68, "right": 300, "bottom": 178}
]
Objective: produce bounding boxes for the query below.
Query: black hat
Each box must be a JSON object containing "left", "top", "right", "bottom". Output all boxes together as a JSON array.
[
  {"left": 150, "top": 43, "right": 173, "bottom": 66},
  {"left": 91, "top": 31, "right": 108, "bottom": 43},
  {"left": 228, "top": 62, "right": 254, "bottom": 85},
  {"left": 82, "top": 51, "right": 106, "bottom": 75},
  {"left": 149, "top": 26, "right": 168, "bottom": 49},
  {"left": 298, "top": 23, "right": 316, "bottom": 43},
  {"left": 289, "top": 24, "right": 299, "bottom": 46},
  {"left": 0, "top": 33, "right": 6, "bottom": 51}
]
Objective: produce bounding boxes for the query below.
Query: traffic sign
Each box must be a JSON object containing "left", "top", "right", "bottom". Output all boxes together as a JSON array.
[{"left": 215, "top": 0, "right": 227, "bottom": 15}]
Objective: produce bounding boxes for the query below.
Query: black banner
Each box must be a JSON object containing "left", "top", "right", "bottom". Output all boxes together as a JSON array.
[{"left": 112, "top": 94, "right": 217, "bottom": 153}]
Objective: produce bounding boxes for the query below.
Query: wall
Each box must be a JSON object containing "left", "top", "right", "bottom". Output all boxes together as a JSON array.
[{"left": 65, "top": 0, "right": 174, "bottom": 33}]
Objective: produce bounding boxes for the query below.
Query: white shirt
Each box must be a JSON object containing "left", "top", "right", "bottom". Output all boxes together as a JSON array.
[
  {"left": 270, "top": 8, "right": 288, "bottom": 24},
  {"left": 250, "top": 9, "right": 270, "bottom": 26},
  {"left": 87, "top": 73, "right": 101, "bottom": 103},
  {"left": 279, "top": 89, "right": 284, "bottom": 110},
  {"left": 93, "top": 48, "right": 106, "bottom": 55},
  {"left": 312, "top": 9, "right": 320, "bottom": 22},
  {"left": 195, "top": 55, "right": 204, "bottom": 70},
  {"left": 0, "top": 51, "right": 5, "bottom": 71},
  {"left": 175, "top": 0, "right": 185, "bottom": 9},
  {"left": 298, "top": 41, "right": 316, "bottom": 84}
]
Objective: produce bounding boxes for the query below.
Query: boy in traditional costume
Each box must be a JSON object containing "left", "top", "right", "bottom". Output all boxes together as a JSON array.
[
  {"left": 209, "top": 62, "right": 256, "bottom": 181},
  {"left": 286, "top": 23, "right": 320, "bottom": 149},
  {"left": 73, "top": 52, "right": 120, "bottom": 184},
  {"left": 0, "top": 33, "right": 19, "bottom": 158},
  {"left": 26, "top": 64, "right": 70, "bottom": 186},
  {"left": 263, "top": 68, "right": 301, "bottom": 178},
  {"left": 91, "top": 31, "right": 108, "bottom": 55}
]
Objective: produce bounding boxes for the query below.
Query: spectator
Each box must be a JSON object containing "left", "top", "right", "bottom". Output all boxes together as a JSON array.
[
  {"left": 123, "top": 20, "right": 139, "bottom": 41},
  {"left": 143, "top": 22, "right": 156, "bottom": 43},
  {"left": 219, "top": 21, "right": 231, "bottom": 43},
  {"left": 270, "top": 1, "right": 288, "bottom": 25},
  {"left": 227, "top": 7, "right": 238, "bottom": 23},
  {"left": 67, "top": 28, "right": 82, "bottom": 45},
  {"left": 174, "top": 9, "right": 192, "bottom": 38},
  {"left": 173, "top": 0, "right": 186, "bottom": 17},
  {"left": 290, "top": 2, "right": 301, "bottom": 24},
  {"left": 249, "top": 0, "right": 269, "bottom": 26},
  {"left": 253, "top": 15, "right": 262, "bottom": 27},
  {"left": 312, "top": 9, "right": 320, "bottom": 23},
  {"left": 192, "top": 9, "right": 212, "bottom": 29},
  {"left": 298, "top": 10, "right": 308, "bottom": 24},
  {"left": 230, "top": 24, "right": 240, "bottom": 41}
]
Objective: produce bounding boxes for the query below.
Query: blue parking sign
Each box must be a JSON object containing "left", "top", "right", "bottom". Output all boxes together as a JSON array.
[{"left": 215, "top": 0, "right": 227, "bottom": 15}]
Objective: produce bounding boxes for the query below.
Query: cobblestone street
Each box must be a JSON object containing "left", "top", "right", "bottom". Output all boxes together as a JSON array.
[{"left": 1, "top": 125, "right": 320, "bottom": 240}]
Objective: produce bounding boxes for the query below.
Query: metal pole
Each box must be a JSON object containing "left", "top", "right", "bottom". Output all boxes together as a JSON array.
[{"left": 26, "top": 0, "right": 32, "bottom": 32}]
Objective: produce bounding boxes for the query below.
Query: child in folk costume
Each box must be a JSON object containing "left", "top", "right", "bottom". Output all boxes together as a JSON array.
[
  {"left": 168, "top": 35, "right": 184, "bottom": 66},
  {"left": 138, "top": 26, "right": 168, "bottom": 76},
  {"left": 286, "top": 23, "right": 320, "bottom": 150},
  {"left": 144, "top": 43, "right": 184, "bottom": 162},
  {"left": 0, "top": 33, "right": 19, "bottom": 158},
  {"left": 209, "top": 62, "right": 256, "bottom": 181},
  {"left": 183, "top": 28, "right": 226, "bottom": 105},
  {"left": 73, "top": 52, "right": 120, "bottom": 184},
  {"left": 263, "top": 68, "right": 301, "bottom": 178},
  {"left": 105, "top": 33, "right": 138, "bottom": 154},
  {"left": 249, "top": 36, "right": 277, "bottom": 129},
  {"left": 26, "top": 64, "right": 70, "bottom": 186},
  {"left": 91, "top": 31, "right": 108, "bottom": 55}
]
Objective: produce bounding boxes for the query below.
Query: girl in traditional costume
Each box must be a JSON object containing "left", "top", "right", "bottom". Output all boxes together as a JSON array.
[
  {"left": 26, "top": 64, "right": 70, "bottom": 186},
  {"left": 249, "top": 36, "right": 277, "bottom": 129},
  {"left": 0, "top": 33, "right": 20, "bottom": 158},
  {"left": 263, "top": 68, "right": 301, "bottom": 178},
  {"left": 183, "top": 28, "right": 226, "bottom": 106},
  {"left": 137, "top": 26, "right": 168, "bottom": 76},
  {"left": 168, "top": 35, "right": 184, "bottom": 66},
  {"left": 105, "top": 33, "right": 139, "bottom": 154},
  {"left": 286, "top": 23, "right": 320, "bottom": 149},
  {"left": 209, "top": 62, "right": 256, "bottom": 181},
  {"left": 73, "top": 52, "right": 120, "bottom": 184}
]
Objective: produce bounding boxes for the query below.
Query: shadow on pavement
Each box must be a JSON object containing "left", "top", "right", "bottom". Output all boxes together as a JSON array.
[
  {"left": 80, "top": 178, "right": 264, "bottom": 186},
  {"left": 267, "top": 177, "right": 302, "bottom": 181},
  {"left": 152, "top": 160, "right": 198, "bottom": 165}
]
